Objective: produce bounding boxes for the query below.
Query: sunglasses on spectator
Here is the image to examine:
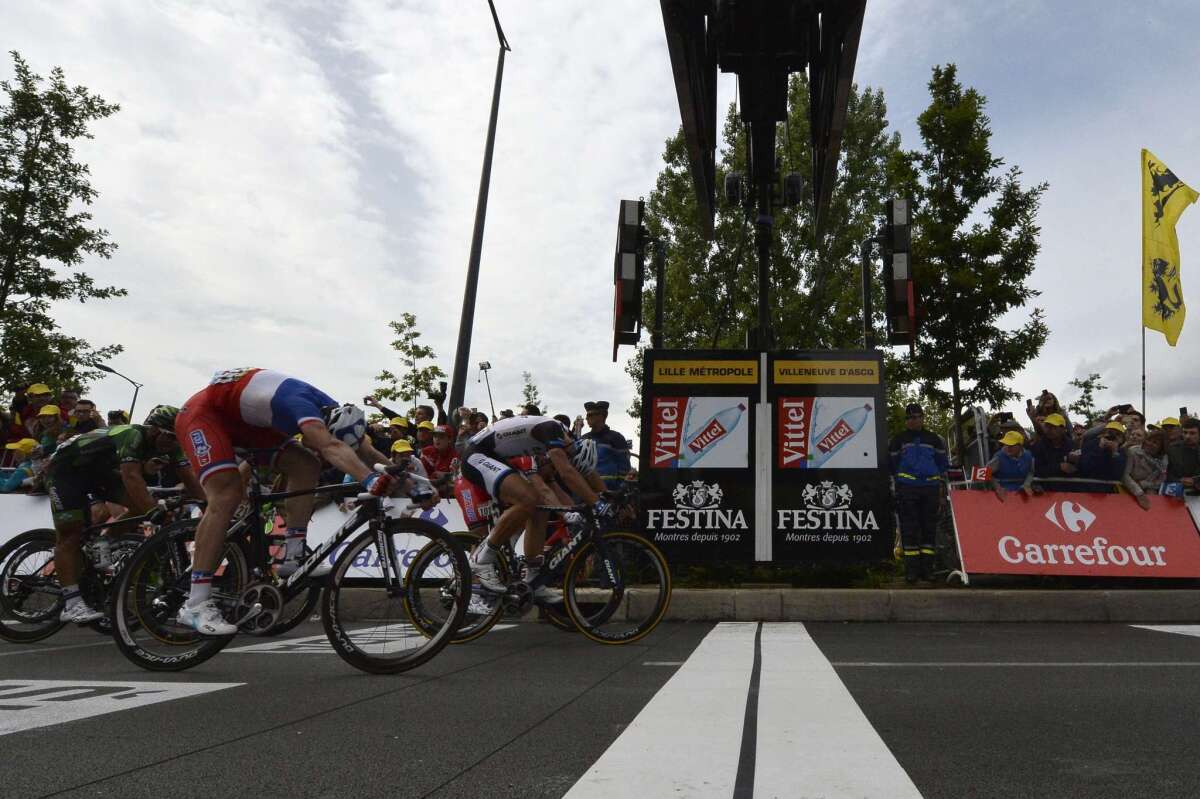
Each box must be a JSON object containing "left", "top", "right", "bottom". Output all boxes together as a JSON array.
[
  {"left": 1102, "top": 433, "right": 1121, "bottom": 441},
  {"left": 584, "top": 401, "right": 609, "bottom": 412}
]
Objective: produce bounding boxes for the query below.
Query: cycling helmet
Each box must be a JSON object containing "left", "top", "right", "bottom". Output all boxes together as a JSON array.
[
  {"left": 143, "top": 405, "right": 180, "bottom": 431},
  {"left": 569, "top": 438, "right": 598, "bottom": 475},
  {"left": 326, "top": 404, "right": 366, "bottom": 447}
]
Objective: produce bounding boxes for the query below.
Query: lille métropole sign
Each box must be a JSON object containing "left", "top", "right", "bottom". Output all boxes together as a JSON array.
[{"left": 639, "top": 349, "right": 894, "bottom": 563}]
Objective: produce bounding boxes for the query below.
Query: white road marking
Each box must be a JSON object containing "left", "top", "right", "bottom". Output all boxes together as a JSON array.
[
  {"left": 755, "top": 623, "right": 921, "bottom": 798},
  {"left": 1131, "top": 624, "right": 1200, "bottom": 638},
  {"left": 0, "top": 679, "right": 241, "bottom": 736},
  {"left": 226, "top": 623, "right": 514, "bottom": 654},
  {"left": 569, "top": 622, "right": 922, "bottom": 798},
  {"left": 834, "top": 661, "right": 1200, "bottom": 667},
  {"left": 566, "top": 622, "right": 757, "bottom": 798},
  {"left": 0, "top": 640, "right": 112, "bottom": 658}
]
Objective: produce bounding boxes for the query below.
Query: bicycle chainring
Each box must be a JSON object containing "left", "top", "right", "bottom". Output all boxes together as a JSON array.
[{"left": 235, "top": 582, "right": 283, "bottom": 635}]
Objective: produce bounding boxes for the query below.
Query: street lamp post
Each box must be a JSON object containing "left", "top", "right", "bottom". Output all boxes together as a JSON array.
[
  {"left": 477, "top": 361, "right": 497, "bottom": 420},
  {"left": 94, "top": 364, "right": 143, "bottom": 418},
  {"left": 448, "top": 0, "right": 511, "bottom": 414}
]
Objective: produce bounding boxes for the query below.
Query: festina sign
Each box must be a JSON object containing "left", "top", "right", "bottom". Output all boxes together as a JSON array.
[
  {"left": 644, "top": 480, "right": 749, "bottom": 531},
  {"left": 775, "top": 481, "right": 879, "bottom": 532}
]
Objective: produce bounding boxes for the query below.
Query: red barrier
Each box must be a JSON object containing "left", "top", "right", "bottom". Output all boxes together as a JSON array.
[{"left": 950, "top": 489, "right": 1200, "bottom": 578}]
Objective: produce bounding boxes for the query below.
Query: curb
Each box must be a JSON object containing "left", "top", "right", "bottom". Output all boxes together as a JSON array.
[
  {"left": 334, "top": 588, "right": 1200, "bottom": 624},
  {"left": 660, "top": 588, "right": 1200, "bottom": 623}
]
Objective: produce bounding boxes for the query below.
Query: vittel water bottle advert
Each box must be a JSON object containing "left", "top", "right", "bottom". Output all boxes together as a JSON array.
[
  {"left": 777, "top": 396, "right": 878, "bottom": 469},
  {"left": 650, "top": 396, "right": 749, "bottom": 469}
]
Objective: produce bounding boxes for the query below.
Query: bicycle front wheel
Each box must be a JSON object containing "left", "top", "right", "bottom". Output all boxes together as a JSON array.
[
  {"left": 564, "top": 532, "right": 671, "bottom": 645},
  {"left": 322, "top": 518, "right": 469, "bottom": 674},
  {"left": 111, "top": 520, "right": 250, "bottom": 671},
  {"left": 0, "top": 529, "right": 65, "bottom": 643}
]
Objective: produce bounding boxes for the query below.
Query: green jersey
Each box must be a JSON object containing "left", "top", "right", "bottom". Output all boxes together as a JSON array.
[{"left": 48, "top": 425, "right": 184, "bottom": 472}]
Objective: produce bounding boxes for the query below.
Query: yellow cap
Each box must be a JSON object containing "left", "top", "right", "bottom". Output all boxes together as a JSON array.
[
  {"left": 1043, "top": 413, "right": 1066, "bottom": 427},
  {"left": 389, "top": 416, "right": 410, "bottom": 428},
  {"left": 26, "top": 383, "right": 51, "bottom": 396},
  {"left": 38, "top": 405, "right": 60, "bottom": 417},
  {"left": 1104, "top": 421, "right": 1127, "bottom": 434},
  {"left": 1161, "top": 417, "right": 1181, "bottom": 427},
  {"left": 5, "top": 438, "right": 38, "bottom": 456},
  {"left": 417, "top": 421, "right": 435, "bottom": 431},
  {"left": 391, "top": 439, "right": 414, "bottom": 453},
  {"left": 999, "top": 430, "right": 1025, "bottom": 446}
]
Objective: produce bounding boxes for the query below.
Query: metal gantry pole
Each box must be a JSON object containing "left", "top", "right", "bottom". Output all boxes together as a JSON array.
[{"left": 448, "top": 1, "right": 511, "bottom": 414}]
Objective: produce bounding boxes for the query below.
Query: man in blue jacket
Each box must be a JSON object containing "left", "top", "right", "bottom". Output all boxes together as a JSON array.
[{"left": 888, "top": 403, "right": 950, "bottom": 584}]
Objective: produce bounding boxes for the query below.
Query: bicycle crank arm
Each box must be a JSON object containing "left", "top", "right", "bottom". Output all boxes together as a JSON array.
[{"left": 230, "top": 602, "right": 263, "bottom": 627}]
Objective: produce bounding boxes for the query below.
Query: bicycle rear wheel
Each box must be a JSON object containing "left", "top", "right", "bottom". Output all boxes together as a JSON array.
[
  {"left": 322, "top": 518, "right": 469, "bottom": 674},
  {"left": 405, "top": 531, "right": 508, "bottom": 644},
  {"left": 0, "top": 529, "right": 65, "bottom": 643},
  {"left": 564, "top": 532, "right": 671, "bottom": 645},
  {"left": 111, "top": 520, "right": 250, "bottom": 671}
]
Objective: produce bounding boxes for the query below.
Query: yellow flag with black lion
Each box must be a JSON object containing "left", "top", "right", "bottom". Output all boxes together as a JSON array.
[{"left": 1142, "top": 148, "right": 1198, "bottom": 346}]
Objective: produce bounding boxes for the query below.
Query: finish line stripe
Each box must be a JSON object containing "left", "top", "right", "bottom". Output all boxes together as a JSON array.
[
  {"left": 566, "top": 623, "right": 921, "bottom": 798},
  {"left": 754, "top": 624, "right": 921, "bottom": 798},
  {"left": 833, "top": 661, "right": 1200, "bottom": 667},
  {"left": 565, "top": 622, "right": 756, "bottom": 797}
]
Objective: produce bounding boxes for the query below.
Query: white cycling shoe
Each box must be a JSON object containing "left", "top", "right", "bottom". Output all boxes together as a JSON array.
[
  {"left": 176, "top": 599, "right": 237, "bottom": 636},
  {"left": 467, "top": 593, "right": 498, "bottom": 616},
  {"left": 469, "top": 559, "right": 507, "bottom": 593},
  {"left": 60, "top": 602, "right": 105, "bottom": 624}
]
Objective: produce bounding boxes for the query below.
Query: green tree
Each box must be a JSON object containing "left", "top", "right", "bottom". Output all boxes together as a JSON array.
[
  {"left": 372, "top": 313, "right": 445, "bottom": 414},
  {"left": 626, "top": 74, "right": 903, "bottom": 412},
  {"left": 519, "top": 371, "right": 544, "bottom": 413},
  {"left": 0, "top": 51, "right": 125, "bottom": 390},
  {"left": 890, "top": 64, "right": 1048, "bottom": 454},
  {"left": 1067, "top": 372, "right": 1107, "bottom": 423}
]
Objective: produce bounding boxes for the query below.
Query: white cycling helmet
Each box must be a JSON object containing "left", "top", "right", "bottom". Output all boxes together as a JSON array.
[
  {"left": 327, "top": 404, "right": 366, "bottom": 447},
  {"left": 570, "top": 438, "right": 598, "bottom": 475}
]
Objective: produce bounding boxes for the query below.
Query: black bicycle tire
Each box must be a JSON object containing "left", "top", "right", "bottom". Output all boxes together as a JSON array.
[
  {"left": 110, "top": 519, "right": 248, "bottom": 672},
  {"left": 0, "top": 529, "right": 66, "bottom": 643},
  {"left": 564, "top": 532, "right": 671, "bottom": 645},
  {"left": 322, "top": 518, "right": 469, "bottom": 674},
  {"left": 405, "top": 531, "right": 508, "bottom": 644}
]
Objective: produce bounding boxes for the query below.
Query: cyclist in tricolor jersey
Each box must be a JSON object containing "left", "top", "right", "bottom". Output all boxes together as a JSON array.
[
  {"left": 461, "top": 415, "right": 611, "bottom": 603},
  {"left": 175, "top": 368, "right": 400, "bottom": 635}
]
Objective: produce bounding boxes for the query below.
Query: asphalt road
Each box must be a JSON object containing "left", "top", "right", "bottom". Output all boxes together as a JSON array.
[{"left": 4, "top": 619, "right": 1200, "bottom": 798}]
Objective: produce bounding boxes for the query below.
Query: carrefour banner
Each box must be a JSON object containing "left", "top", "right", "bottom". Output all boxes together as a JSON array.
[
  {"left": 768, "top": 351, "right": 893, "bottom": 562},
  {"left": 950, "top": 489, "right": 1200, "bottom": 578}
]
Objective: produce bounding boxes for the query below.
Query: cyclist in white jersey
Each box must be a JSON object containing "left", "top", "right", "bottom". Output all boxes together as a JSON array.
[{"left": 460, "top": 416, "right": 610, "bottom": 603}]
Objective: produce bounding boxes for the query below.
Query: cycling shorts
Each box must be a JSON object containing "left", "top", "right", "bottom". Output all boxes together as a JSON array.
[
  {"left": 459, "top": 447, "right": 521, "bottom": 500},
  {"left": 176, "top": 399, "right": 295, "bottom": 484},
  {"left": 46, "top": 464, "right": 125, "bottom": 528},
  {"left": 453, "top": 476, "right": 492, "bottom": 528}
]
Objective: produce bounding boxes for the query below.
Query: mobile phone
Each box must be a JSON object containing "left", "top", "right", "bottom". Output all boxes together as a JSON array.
[
  {"left": 1181, "top": 406, "right": 1189, "bottom": 420},
  {"left": 439, "top": 381, "right": 448, "bottom": 394}
]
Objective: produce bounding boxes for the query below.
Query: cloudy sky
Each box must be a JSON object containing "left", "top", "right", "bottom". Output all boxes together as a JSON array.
[{"left": 8, "top": 0, "right": 1200, "bottom": 440}]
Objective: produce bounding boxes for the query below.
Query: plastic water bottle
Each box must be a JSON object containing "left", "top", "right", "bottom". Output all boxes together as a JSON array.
[
  {"left": 679, "top": 403, "right": 747, "bottom": 467},
  {"left": 807, "top": 403, "right": 872, "bottom": 468}
]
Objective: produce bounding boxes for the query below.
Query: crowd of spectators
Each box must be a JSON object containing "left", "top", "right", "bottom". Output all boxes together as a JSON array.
[
  {"left": 0, "top": 382, "right": 131, "bottom": 493},
  {"left": 358, "top": 392, "right": 634, "bottom": 496},
  {"left": 964, "top": 390, "right": 1200, "bottom": 508}
]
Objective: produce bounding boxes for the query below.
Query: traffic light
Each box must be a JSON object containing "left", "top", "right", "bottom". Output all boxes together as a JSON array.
[
  {"left": 613, "top": 199, "right": 646, "bottom": 361},
  {"left": 881, "top": 198, "right": 916, "bottom": 347}
]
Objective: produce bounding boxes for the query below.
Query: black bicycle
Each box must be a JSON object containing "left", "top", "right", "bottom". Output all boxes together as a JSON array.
[
  {"left": 110, "top": 465, "right": 471, "bottom": 674},
  {"left": 0, "top": 492, "right": 196, "bottom": 643},
  {"left": 405, "top": 481, "right": 671, "bottom": 645}
]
